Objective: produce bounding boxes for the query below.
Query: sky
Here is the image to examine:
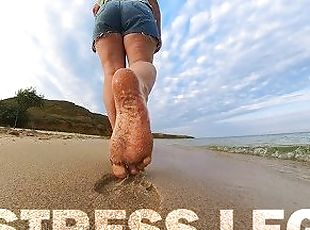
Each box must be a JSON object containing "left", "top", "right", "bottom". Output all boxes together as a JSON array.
[{"left": 0, "top": 0, "right": 310, "bottom": 137}]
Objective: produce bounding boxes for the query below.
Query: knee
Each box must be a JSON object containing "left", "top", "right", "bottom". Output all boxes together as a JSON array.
[
  {"left": 130, "top": 56, "right": 153, "bottom": 65},
  {"left": 131, "top": 60, "right": 154, "bottom": 67},
  {"left": 104, "top": 62, "right": 125, "bottom": 79},
  {"left": 130, "top": 61, "right": 157, "bottom": 77},
  {"left": 105, "top": 67, "right": 121, "bottom": 79}
]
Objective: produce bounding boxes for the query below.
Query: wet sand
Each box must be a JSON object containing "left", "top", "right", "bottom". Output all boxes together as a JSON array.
[
  {"left": 0, "top": 130, "right": 309, "bottom": 229},
  {"left": 150, "top": 143, "right": 310, "bottom": 229}
]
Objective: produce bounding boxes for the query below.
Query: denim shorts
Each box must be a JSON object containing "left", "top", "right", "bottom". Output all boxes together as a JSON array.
[{"left": 92, "top": 0, "right": 161, "bottom": 53}]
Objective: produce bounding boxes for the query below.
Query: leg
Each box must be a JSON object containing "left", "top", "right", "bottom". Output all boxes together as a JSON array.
[
  {"left": 95, "top": 33, "right": 125, "bottom": 129},
  {"left": 125, "top": 34, "right": 157, "bottom": 171},
  {"left": 95, "top": 34, "right": 128, "bottom": 178},
  {"left": 110, "top": 33, "right": 157, "bottom": 175},
  {"left": 125, "top": 33, "right": 157, "bottom": 99}
]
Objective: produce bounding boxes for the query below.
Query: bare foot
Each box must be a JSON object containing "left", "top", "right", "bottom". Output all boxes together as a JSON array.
[{"left": 109, "top": 68, "right": 153, "bottom": 178}]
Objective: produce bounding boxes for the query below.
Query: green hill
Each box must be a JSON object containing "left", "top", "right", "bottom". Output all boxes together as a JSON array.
[
  {"left": 0, "top": 97, "right": 194, "bottom": 138},
  {"left": 152, "top": 133, "right": 194, "bottom": 139},
  {"left": 1, "top": 98, "right": 112, "bottom": 136}
]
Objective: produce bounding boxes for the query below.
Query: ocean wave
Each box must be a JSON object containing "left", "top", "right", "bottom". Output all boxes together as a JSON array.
[{"left": 207, "top": 145, "right": 310, "bottom": 162}]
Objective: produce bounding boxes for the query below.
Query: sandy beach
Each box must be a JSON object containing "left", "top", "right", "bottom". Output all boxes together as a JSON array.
[{"left": 0, "top": 128, "right": 309, "bottom": 229}]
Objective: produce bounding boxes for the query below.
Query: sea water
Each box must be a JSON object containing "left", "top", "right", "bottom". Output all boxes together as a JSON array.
[{"left": 160, "top": 132, "right": 310, "bottom": 162}]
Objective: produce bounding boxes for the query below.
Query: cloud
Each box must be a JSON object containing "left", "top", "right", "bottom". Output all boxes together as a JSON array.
[
  {"left": 0, "top": 0, "right": 309, "bottom": 137},
  {"left": 0, "top": 0, "right": 102, "bottom": 112},
  {"left": 150, "top": 0, "right": 310, "bottom": 136}
]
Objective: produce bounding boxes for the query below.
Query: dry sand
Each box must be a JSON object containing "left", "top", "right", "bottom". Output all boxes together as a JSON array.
[{"left": 0, "top": 128, "right": 309, "bottom": 229}]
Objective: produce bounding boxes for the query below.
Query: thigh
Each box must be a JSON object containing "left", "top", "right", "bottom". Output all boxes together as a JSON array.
[
  {"left": 123, "top": 33, "right": 157, "bottom": 65},
  {"left": 95, "top": 33, "right": 126, "bottom": 78}
]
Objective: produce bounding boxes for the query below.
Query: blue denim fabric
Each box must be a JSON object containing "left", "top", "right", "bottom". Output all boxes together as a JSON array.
[{"left": 92, "top": 0, "right": 161, "bottom": 53}]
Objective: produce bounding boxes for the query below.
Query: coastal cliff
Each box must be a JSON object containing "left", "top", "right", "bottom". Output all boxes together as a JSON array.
[{"left": 0, "top": 98, "right": 194, "bottom": 139}]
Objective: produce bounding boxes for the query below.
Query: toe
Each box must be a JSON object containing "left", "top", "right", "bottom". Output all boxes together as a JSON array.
[
  {"left": 112, "top": 164, "right": 128, "bottom": 179},
  {"left": 143, "top": 156, "right": 152, "bottom": 166},
  {"left": 137, "top": 156, "right": 152, "bottom": 171},
  {"left": 128, "top": 165, "right": 139, "bottom": 175}
]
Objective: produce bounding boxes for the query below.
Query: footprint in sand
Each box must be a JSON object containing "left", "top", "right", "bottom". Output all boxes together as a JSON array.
[{"left": 94, "top": 173, "right": 161, "bottom": 212}]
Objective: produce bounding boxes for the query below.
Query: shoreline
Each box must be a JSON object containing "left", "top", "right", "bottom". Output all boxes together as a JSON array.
[
  {"left": 150, "top": 142, "right": 310, "bottom": 228},
  {"left": 0, "top": 135, "right": 309, "bottom": 228},
  {"left": 0, "top": 127, "right": 194, "bottom": 140}
]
